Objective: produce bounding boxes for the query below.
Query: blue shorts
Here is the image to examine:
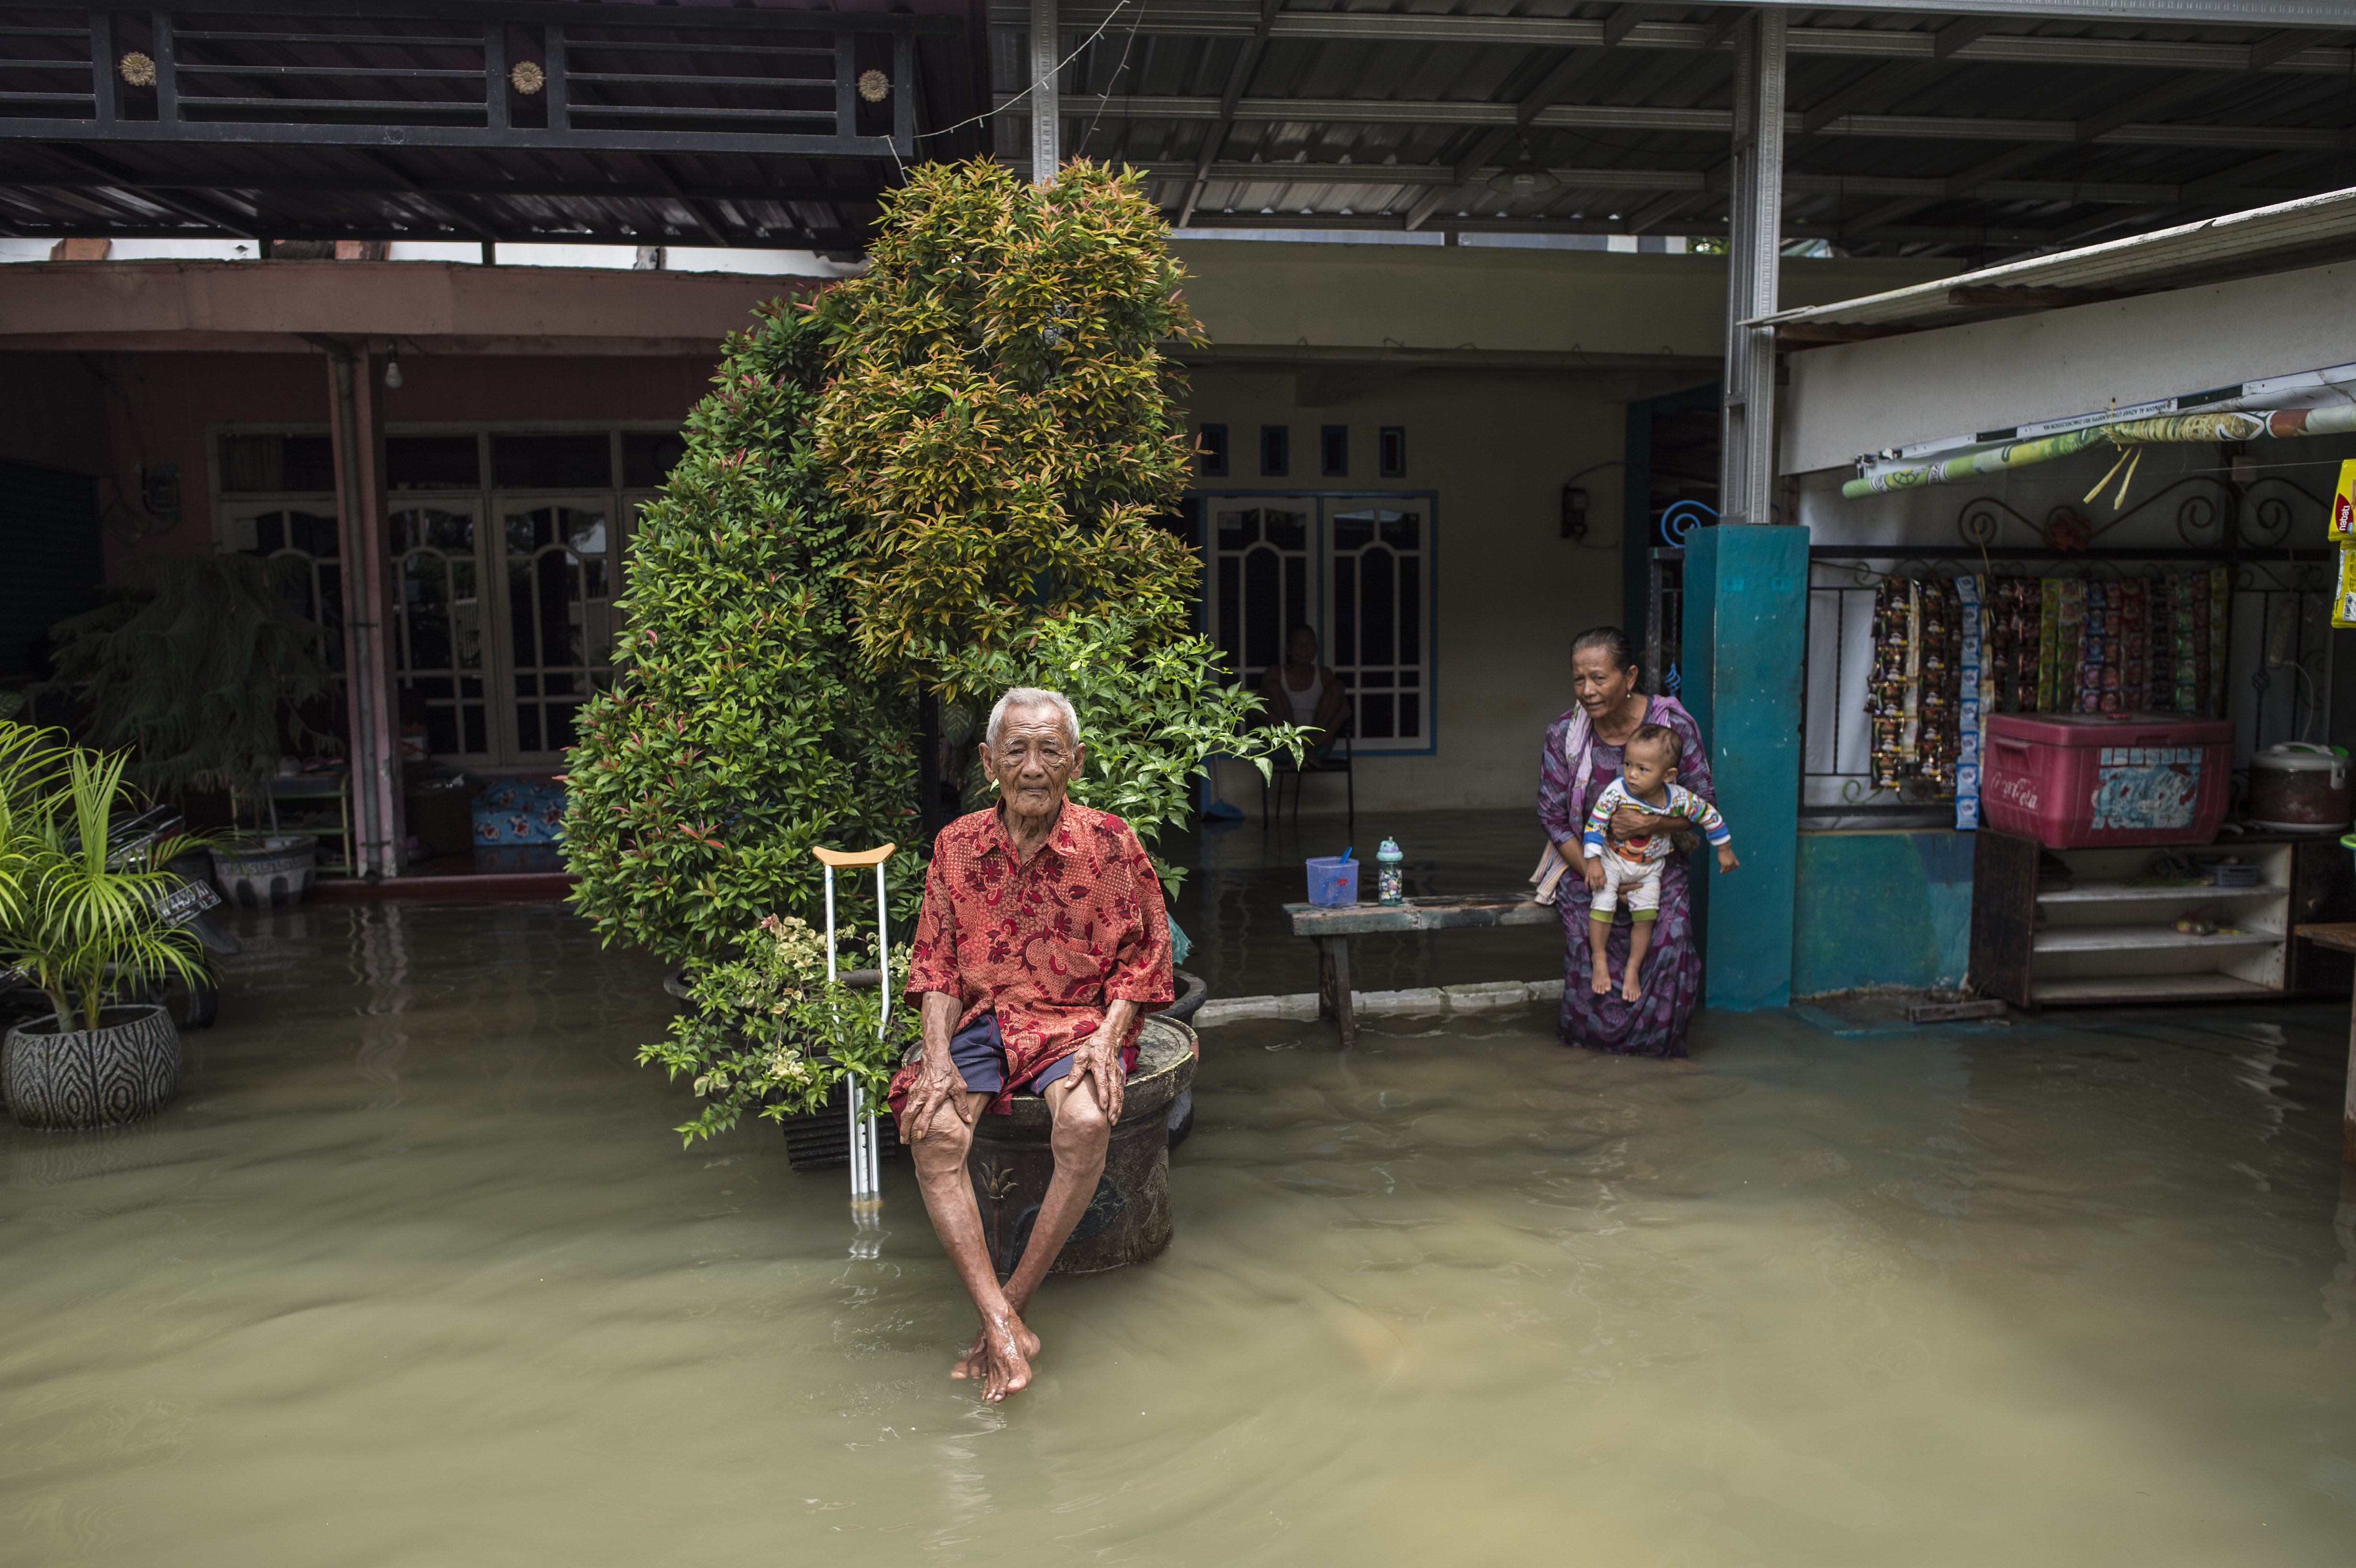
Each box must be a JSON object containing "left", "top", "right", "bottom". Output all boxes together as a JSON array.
[{"left": 949, "top": 1012, "right": 1080, "bottom": 1096}]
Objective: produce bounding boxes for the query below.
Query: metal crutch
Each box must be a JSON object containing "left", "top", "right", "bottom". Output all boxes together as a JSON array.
[{"left": 812, "top": 843, "right": 897, "bottom": 1217}]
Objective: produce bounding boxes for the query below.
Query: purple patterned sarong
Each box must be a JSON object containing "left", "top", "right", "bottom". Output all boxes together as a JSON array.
[{"left": 1538, "top": 698, "right": 1712, "bottom": 1058}]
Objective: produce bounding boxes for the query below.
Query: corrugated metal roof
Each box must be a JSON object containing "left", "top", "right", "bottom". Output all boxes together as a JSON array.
[
  {"left": 1754, "top": 183, "right": 2356, "bottom": 328},
  {"left": 997, "top": 3, "right": 2356, "bottom": 263}
]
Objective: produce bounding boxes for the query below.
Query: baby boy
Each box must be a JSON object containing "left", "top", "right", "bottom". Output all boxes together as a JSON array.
[{"left": 1581, "top": 723, "right": 1737, "bottom": 1002}]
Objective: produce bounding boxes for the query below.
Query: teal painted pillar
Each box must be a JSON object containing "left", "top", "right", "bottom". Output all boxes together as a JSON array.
[{"left": 1680, "top": 523, "right": 1807, "bottom": 1011}]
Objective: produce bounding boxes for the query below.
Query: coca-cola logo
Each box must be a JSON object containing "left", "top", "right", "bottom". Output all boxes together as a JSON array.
[{"left": 1991, "top": 773, "right": 2039, "bottom": 811}]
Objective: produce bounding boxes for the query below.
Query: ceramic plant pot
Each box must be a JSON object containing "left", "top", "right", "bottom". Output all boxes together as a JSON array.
[
  {"left": 965, "top": 1013, "right": 1198, "bottom": 1278},
  {"left": 2, "top": 1003, "right": 181, "bottom": 1131},
  {"left": 212, "top": 834, "right": 318, "bottom": 909}
]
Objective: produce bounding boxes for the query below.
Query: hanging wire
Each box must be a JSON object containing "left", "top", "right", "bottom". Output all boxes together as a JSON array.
[{"left": 912, "top": 0, "right": 1141, "bottom": 143}]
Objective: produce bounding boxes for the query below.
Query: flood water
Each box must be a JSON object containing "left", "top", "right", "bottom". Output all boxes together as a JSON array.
[{"left": 6, "top": 902, "right": 2356, "bottom": 1565}]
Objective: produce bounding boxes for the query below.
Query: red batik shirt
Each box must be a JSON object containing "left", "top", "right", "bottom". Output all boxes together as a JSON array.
[{"left": 887, "top": 801, "right": 1175, "bottom": 1116}]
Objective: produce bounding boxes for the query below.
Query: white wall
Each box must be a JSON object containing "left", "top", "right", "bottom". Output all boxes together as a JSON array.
[
  {"left": 1782, "top": 257, "right": 2356, "bottom": 477},
  {"left": 1187, "top": 366, "right": 1630, "bottom": 817}
]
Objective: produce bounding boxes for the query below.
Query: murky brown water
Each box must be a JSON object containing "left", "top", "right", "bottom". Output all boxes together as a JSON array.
[{"left": 5, "top": 903, "right": 2356, "bottom": 1566}]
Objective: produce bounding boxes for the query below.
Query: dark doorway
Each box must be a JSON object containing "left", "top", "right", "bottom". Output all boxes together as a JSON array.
[
  {"left": 0, "top": 461, "right": 102, "bottom": 680},
  {"left": 1620, "top": 386, "right": 1719, "bottom": 700}
]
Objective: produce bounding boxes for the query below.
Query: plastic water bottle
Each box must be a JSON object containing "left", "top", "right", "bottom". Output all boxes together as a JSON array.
[{"left": 1376, "top": 837, "right": 1404, "bottom": 905}]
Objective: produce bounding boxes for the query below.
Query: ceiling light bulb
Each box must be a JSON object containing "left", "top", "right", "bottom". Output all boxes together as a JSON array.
[{"left": 384, "top": 348, "right": 403, "bottom": 390}]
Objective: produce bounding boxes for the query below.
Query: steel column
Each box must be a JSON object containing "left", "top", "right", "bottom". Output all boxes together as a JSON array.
[
  {"left": 1029, "top": 0, "right": 1059, "bottom": 183},
  {"left": 1719, "top": 8, "right": 1786, "bottom": 526}
]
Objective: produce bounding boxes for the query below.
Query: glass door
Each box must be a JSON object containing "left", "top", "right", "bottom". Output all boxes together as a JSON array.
[
  {"left": 492, "top": 496, "right": 617, "bottom": 762},
  {"left": 227, "top": 503, "right": 347, "bottom": 687},
  {"left": 389, "top": 501, "right": 491, "bottom": 761},
  {"left": 1327, "top": 506, "right": 1426, "bottom": 742},
  {"left": 1208, "top": 501, "right": 1312, "bottom": 691}
]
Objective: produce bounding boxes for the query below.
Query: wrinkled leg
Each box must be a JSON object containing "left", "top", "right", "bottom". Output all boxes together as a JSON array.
[
  {"left": 911, "top": 1090, "right": 1037, "bottom": 1402},
  {"left": 999, "top": 1073, "right": 1114, "bottom": 1316}
]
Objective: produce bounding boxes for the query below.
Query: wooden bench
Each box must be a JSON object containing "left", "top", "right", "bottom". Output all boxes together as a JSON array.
[{"left": 1282, "top": 894, "right": 1557, "bottom": 1045}]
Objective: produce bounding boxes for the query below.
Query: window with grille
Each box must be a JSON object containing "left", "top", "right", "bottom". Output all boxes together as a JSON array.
[{"left": 1201, "top": 492, "right": 1436, "bottom": 752}]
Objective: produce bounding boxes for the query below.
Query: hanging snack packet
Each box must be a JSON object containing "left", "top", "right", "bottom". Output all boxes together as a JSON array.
[
  {"left": 2333, "top": 458, "right": 2356, "bottom": 540},
  {"left": 2336, "top": 544, "right": 2356, "bottom": 628}
]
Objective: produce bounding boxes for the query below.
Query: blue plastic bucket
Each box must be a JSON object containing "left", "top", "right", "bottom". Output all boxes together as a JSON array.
[{"left": 1305, "top": 856, "right": 1359, "bottom": 907}]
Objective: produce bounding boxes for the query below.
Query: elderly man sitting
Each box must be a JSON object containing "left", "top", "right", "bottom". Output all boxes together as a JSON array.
[{"left": 889, "top": 686, "right": 1174, "bottom": 1403}]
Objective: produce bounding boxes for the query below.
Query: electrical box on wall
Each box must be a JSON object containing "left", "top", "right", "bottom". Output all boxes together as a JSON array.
[{"left": 140, "top": 461, "right": 181, "bottom": 527}]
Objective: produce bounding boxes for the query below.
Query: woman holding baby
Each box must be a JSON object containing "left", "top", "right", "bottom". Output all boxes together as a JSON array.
[{"left": 1536, "top": 627, "right": 1732, "bottom": 1058}]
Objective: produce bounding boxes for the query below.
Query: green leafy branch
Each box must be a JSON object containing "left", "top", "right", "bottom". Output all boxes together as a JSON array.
[{"left": 643, "top": 912, "right": 919, "bottom": 1147}]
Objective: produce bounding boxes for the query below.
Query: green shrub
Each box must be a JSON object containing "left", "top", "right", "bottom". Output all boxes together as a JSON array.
[
  {"left": 640, "top": 913, "right": 916, "bottom": 1147},
  {"left": 816, "top": 158, "right": 1302, "bottom": 877},
  {"left": 813, "top": 159, "right": 1206, "bottom": 678},
  {"left": 560, "top": 301, "right": 919, "bottom": 966}
]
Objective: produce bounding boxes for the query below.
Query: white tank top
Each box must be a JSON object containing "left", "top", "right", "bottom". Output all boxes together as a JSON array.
[{"left": 1280, "top": 668, "right": 1324, "bottom": 723}]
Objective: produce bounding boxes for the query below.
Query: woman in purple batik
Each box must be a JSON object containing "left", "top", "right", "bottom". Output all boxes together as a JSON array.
[{"left": 1536, "top": 627, "right": 1715, "bottom": 1057}]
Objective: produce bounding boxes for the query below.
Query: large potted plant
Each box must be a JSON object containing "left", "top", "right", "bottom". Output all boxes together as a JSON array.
[
  {"left": 573, "top": 159, "right": 1303, "bottom": 1158},
  {"left": 0, "top": 725, "right": 211, "bottom": 1130},
  {"left": 47, "top": 552, "right": 333, "bottom": 904}
]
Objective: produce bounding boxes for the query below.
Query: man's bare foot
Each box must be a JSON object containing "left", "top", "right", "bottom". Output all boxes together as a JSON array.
[
  {"left": 951, "top": 1320, "right": 1040, "bottom": 1380},
  {"left": 1620, "top": 971, "right": 1644, "bottom": 1003},
  {"left": 1591, "top": 967, "right": 1613, "bottom": 995},
  {"left": 976, "top": 1312, "right": 1035, "bottom": 1402}
]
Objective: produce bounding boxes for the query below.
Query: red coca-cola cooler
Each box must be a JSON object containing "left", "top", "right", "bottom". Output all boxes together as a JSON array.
[{"left": 1980, "top": 711, "right": 2233, "bottom": 849}]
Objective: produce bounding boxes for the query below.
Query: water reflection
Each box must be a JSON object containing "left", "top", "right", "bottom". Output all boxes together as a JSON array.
[{"left": 0, "top": 905, "right": 2353, "bottom": 1565}]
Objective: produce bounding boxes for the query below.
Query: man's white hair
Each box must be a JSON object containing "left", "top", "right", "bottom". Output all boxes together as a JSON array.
[{"left": 987, "top": 687, "right": 1082, "bottom": 751}]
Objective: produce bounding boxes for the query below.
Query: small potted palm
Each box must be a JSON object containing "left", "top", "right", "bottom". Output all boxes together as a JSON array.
[{"left": 0, "top": 725, "right": 212, "bottom": 1130}]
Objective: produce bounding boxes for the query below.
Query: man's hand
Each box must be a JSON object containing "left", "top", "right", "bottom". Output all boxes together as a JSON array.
[
  {"left": 899, "top": 991, "right": 974, "bottom": 1142},
  {"left": 1069, "top": 1000, "right": 1137, "bottom": 1127}
]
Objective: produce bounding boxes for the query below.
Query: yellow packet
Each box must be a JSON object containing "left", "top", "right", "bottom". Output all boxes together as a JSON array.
[
  {"left": 2334, "top": 457, "right": 2356, "bottom": 540},
  {"left": 2337, "top": 544, "right": 2356, "bottom": 628}
]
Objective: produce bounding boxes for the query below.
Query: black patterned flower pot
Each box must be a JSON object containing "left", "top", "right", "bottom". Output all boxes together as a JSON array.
[
  {"left": 966, "top": 1014, "right": 1197, "bottom": 1278},
  {"left": 2, "top": 1004, "right": 181, "bottom": 1131}
]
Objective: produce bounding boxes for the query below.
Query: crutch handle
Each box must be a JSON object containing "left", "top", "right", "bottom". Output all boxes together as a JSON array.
[{"left": 813, "top": 843, "right": 897, "bottom": 868}]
